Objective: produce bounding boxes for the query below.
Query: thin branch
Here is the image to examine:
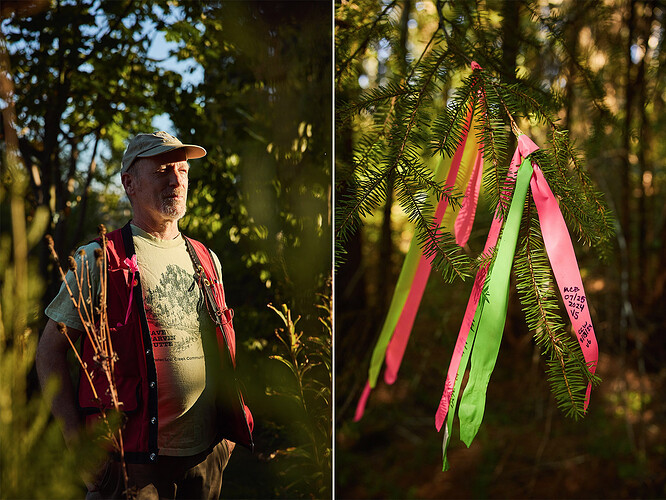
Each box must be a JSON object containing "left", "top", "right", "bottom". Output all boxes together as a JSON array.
[{"left": 336, "top": 0, "right": 399, "bottom": 80}]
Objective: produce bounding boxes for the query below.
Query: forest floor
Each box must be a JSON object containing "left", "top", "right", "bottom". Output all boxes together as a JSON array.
[{"left": 337, "top": 348, "right": 666, "bottom": 499}]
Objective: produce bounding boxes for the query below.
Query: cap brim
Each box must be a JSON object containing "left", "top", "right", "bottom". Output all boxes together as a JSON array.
[{"left": 137, "top": 143, "right": 207, "bottom": 160}]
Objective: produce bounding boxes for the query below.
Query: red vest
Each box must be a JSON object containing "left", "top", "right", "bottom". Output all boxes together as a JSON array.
[{"left": 78, "top": 223, "right": 253, "bottom": 463}]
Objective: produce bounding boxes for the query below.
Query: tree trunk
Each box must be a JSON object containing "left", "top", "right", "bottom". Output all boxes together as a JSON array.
[
  {"left": 377, "top": 0, "right": 412, "bottom": 312},
  {"left": 621, "top": 0, "right": 636, "bottom": 298},
  {"left": 500, "top": 0, "right": 520, "bottom": 164}
]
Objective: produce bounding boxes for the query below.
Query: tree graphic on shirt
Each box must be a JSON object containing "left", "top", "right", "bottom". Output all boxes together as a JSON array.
[{"left": 144, "top": 264, "right": 201, "bottom": 353}]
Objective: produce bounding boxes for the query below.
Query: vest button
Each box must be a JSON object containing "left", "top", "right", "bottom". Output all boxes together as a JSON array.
[
  {"left": 151, "top": 417, "right": 157, "bottom": 424},
  {"left": 150, "top": 381, "right": 156, "bottom": 389},
  {"left": 146, "top": 349, "right": 151, "bottom": 355},
  {"left": 149, "top": 453, "right": 156, "bottom": 461}
]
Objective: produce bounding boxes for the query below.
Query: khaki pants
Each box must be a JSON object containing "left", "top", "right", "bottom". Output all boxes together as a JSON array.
[{"left": 87, "top": 440, "right": 234, "bottom": 500}]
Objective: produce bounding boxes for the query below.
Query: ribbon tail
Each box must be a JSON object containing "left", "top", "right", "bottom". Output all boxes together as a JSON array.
[
  {"left": 121, "top": 270, "right": 136, "bottom": 326},
  {"left": 435, "top": 262, "right": 488, "bottom": 430},
  {"left": 441, "top": 423, "right": 451, "bottom": 471},
  {"left": 454, "top": 148, "right": 484, "bottom": 247},
  {"left": 353, "top": 381, "right": 373, "bottom": 422},
  {"left": 384, "top": 252, "right": 433, "bottom": 384},
  {"left": 367, "top": 231, "right": 425, "bottom": 388},
  {"left": 383, "top": 174, "right": 458, "bottom": 384},
  {"left": 441, "top": 304, "right": 480, "bottom": 467},
  {"left": 369, "top": 110, "right": 477, "bottom": 388},
  {"left": 530, "top": 164, "right": 599, "bottom": 409},
  {"left": 435, "top": 153, "right": 517, "bottom": 431},
  {"left": 458, "top": 157, "right": 534, "bottom": 446}
]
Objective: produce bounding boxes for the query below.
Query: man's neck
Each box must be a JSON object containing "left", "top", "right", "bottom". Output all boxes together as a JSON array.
[{"left": 131, "top": 216, "right": 181, "bottom": 240}]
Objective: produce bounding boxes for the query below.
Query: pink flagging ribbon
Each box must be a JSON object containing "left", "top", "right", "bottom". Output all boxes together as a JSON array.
[
  {"left": 353, "top": 109, "right": 475, "bottom": 421},
  {"left": 383, "top": 113, "right": 475, "bottom": 386},
  {"left": 434, "top": 217, "right": 498, "bottom": 430},
  {"left": 435, "top": 135, "right": 539, "bottom": 431},
  {"left": 530, "top": 165, "right": 598, "bottom": 408},
  {"left": 452, "top": 60, "right": 483, "bottom": 247},
  {"left": 354, "top": 63, "right": 486, "bottom": 422},
  {"left": 354, "top": 382, "right": 373, "bottom": 422},
  {"left": 118, "top": 254, "right": 139, "bottom": 327},
  {"left": 454, "top": 146, "right": 484, "bottom": 247}
]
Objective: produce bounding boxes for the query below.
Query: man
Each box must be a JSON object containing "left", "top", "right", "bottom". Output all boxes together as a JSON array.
[{"left": 36, "top": 131, "right": 253, "bottom": 499}]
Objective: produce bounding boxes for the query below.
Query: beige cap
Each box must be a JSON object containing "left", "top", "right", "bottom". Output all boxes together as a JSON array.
[{"left": 121, "top": 131, "right": 207, "bottom": 173}]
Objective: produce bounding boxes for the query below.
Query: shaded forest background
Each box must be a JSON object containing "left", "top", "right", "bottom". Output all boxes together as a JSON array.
[
  {"left": 336, "top": 0, "right": 665, "bottom": 499},
  {"left": 1, "top": 1, "right": 331, "bottom": 498}
]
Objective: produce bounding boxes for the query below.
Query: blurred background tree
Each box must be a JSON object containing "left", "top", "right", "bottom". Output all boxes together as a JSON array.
[
  {"left": 1, "top": 0, "right": 331, "bottom": 498},
  {"left": 336, "top": 0, "right": 665, "bottom": 498}
]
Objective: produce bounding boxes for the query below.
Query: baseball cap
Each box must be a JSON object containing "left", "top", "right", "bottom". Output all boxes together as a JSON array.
[{"left": 121, "top": 131, "right": 207, "bottom": 173}]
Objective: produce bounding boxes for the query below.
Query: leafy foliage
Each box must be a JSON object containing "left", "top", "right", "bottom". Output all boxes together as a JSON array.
[
  {"left": 169, "top": 1, "right": 332, "bottom": 317},
  {"left": 3, "top": 2, "right": 332, "bottom": 497},
  {"left": 267, "top": 297, "right": 332, "bottom": 499},
  {"left": 2, "top": 0, "right": 185, "bottom": 263},
  {"left": 0, "top": 58, "right": 103, "bottom": 496}
]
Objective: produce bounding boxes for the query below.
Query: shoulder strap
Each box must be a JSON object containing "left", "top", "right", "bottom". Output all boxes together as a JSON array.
[
  {"left": 183, "top": 236, "right": 237, "bottom": 365},
  {"left": 120, "top": 222, "right": 135, "bottom": 260},
  {"left": 183, "top": 236, "right": 229, "bottom": 325}
]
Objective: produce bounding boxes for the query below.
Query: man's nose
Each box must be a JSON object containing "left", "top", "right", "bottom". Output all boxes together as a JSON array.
[{"left": 167, "top": 168, "right": 185, "bottom": 187}]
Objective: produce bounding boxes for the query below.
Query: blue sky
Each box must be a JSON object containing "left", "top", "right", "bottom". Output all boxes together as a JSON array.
[{"left": 147, "top": 28, "right": 204, "bottom": 134}]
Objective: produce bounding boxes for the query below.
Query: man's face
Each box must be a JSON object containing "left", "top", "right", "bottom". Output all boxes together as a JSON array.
[{"left": 123, "top": 149, "right": 190, "bottom": 222}]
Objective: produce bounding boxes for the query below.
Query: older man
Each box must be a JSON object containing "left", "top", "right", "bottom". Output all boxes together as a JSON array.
[{"left": 36, "top": 132, "right": 253, "bottom": 499}]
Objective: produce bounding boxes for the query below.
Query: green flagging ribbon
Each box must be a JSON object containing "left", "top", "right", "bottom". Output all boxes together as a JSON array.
[
  {"left": 441, "top": 300, "right": 482, "bottom": 470},
  {"left": 365, "top": 155, "right": 451, "bottom": 387},
  {"left": 457, "top": 156, "right": 533, "bottom": 445},
  {"left": 366, "top": 124, "right": 479, "bottom": 389}
]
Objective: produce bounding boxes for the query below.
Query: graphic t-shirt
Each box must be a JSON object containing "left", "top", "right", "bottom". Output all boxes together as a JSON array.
[{"left": 45, "top": 224, "right": 220, "bottom": 456}]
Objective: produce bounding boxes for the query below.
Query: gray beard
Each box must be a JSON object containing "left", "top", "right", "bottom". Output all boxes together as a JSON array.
[{"left": 160, "top": 199, "right": 186, "bottom": 220}]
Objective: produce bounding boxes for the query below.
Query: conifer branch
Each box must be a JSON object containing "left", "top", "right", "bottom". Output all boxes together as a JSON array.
[
  {"left": 394, "top": 164, "right": 470, "bottom": 281},
  {"left": 337, "top": 49, "right": 451, "bottom": 257},
  {"left": 336, "top": 0, "right": 399, "bottom": 81},
  {"left": 515, "top": 213, "right": 588, "bottom": 418},
  {"left": 475, "top": 83, "right": 510, "bottom": 216}
]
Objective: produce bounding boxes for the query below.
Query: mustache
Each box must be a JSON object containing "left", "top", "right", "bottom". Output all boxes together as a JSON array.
[{"left": 163, "top": 189, "right": 186, "bottom": 198}]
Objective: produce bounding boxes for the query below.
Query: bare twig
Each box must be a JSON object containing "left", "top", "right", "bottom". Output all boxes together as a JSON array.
[{"left": 46, "top": 226, "right": 130, "bottom": 498}]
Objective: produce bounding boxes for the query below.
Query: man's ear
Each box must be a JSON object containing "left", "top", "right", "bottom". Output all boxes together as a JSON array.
[{"left": 121, "top": 172, "right": 134, "bottom": 197}]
